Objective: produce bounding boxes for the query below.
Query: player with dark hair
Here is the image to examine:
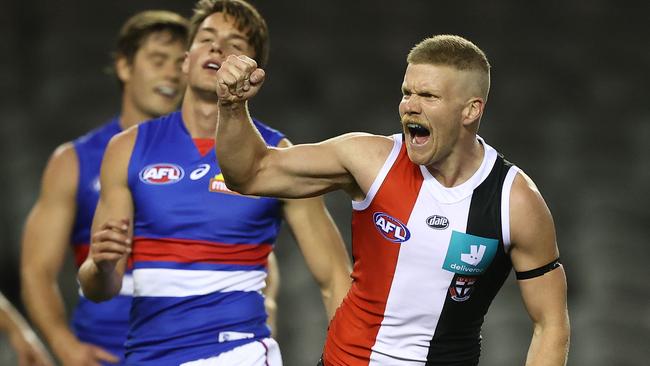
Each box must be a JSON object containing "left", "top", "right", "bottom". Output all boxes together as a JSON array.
[{"left": 21, "top": 10, "right": 189, "bottom": 365}]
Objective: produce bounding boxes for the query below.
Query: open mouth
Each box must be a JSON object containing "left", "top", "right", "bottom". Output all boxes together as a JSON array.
[
  {"left": 406, "top": 122, "right": 431, "bottom": 145},
  {"left": 203, "top": 61, "right": 220, "bottom": 71},
  {"left": 154, "top": 86, "right": 178, "bottom": 98}
]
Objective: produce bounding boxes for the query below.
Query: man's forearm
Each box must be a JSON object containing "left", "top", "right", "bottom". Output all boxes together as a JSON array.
[
  {"left": 77, "top": 261, "right": 122, "bottom": 302},
  {"left": 22, "top": 274, "right": 75, "bottom": 346},
  {"left": 216, "top": 102, "right": 269, "bottom": 192},
  {"left": 525, "top": 323, "right": 570, "bottom": 366},
  {"left": 321, "top": 274, "right": 351, "bottom": 320}
]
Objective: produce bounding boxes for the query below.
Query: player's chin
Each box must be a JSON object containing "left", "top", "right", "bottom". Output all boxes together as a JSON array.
[{"left": 405, "top": 147, "right": 433, "bottom": 166}]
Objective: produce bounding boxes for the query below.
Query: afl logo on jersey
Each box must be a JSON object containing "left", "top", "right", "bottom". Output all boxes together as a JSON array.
[
  {"left": 373, "top": 212, "right": 410, "bottom": 243},
  {"left": 426, "top": 215, "right": 449, "bottom": 230},
  {"left": 139, "top": 163, "right": 184, "bottom": 185}
]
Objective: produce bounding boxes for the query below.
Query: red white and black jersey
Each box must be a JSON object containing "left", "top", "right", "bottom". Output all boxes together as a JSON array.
[{"left": 323, "top": 134, "right": 520, "bottom": 365}]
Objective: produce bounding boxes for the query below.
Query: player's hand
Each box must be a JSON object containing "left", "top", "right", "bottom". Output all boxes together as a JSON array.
[
  {"left": 7, "top": 327, "right": 53, "bottom": 366},
  {"left": 52, "top": 333, "right": 119, "bottom": 366},
  {"left": 88, "top": 219, "right": 131, "bottom": 274},
  {"left": 215, "top": 54, "right": 265, "bottom": 104}
]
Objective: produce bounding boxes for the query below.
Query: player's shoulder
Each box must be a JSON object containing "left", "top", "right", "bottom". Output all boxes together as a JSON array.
[
  {"left": 509, "top": 168, "right": 553, "bottom": 226},
  {"left": 108, "top": 124, "right": 138, "bottom": 152},
  {"left": 39, "top": 142, "right": 79, "bottom": 193},
  {"left": 49, "top": 142, "right": 78, "bottom": 169},
  {"left": 333, "top": 132, "right": 395, "bottom": 155},
  {"left": 73, "top": 118, "right": 121, "bottom": 148}
]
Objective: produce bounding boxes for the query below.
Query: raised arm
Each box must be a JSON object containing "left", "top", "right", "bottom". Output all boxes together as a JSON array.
[
  {"left": 215, "top": 55, "right": 372, "bottom": 199},
  {"left": 78, "top": 129, "right": 137, "bottom": 302},
  {"left": 509, "top": 172, "right": 570, "bottom": 366}
]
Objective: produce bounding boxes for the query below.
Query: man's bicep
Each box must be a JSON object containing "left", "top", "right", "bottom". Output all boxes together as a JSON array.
[
  {"left": 22, "top": 144, "right": 79, "bottom": 271},
  {"left": 254, "top": 136, "right": 357, "bottom": 198},
  {"left": 91, "top": 132, "right": 136, "bottom": 234},
  {"left": 518, "top": 264, "right": 568, "bottom": 324},
  {"left": 508, "top": 172, "right": 560, "bottom": 272}
]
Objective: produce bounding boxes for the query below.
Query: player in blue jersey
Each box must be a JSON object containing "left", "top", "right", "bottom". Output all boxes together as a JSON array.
[
  {"left": 78, "top": 0, "right": 352, "bottom": 365},
  {"left": 20, "top": 11, "right": 189, "bottom": 366}
]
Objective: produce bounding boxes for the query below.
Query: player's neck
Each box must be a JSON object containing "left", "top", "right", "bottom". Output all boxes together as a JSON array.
[
  {"left": 181, "top": 91, "right": 219, "bottom": 138},
  {"left": 425, "top": 135, "right": 484, "bottom": 188},
  {"left": 119, "top": 97, "right": 155, "bottom": 130}
]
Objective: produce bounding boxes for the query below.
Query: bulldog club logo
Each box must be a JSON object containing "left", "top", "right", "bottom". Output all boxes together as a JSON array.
[
  {"left": 373, "top": 212, "right": 411, "bottom": 243},
  {"left": 139, "top": 163, "right": 184, "bottom": 185}
]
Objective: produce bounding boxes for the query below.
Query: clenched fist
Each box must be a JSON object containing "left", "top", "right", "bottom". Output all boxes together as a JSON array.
[
  {"left": 215, "top": 55, "right": 265, "bottom": 104},
  {"left": 88, "top": 219, "right": 131, "bottom": 274}
]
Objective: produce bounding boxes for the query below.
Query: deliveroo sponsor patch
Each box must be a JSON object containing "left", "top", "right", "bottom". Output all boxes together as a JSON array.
[{"left": 442, "top": 230, "right": 498, "bottom": 275}]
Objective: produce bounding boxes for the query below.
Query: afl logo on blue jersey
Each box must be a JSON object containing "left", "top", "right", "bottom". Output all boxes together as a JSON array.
[
  {"left": 139, "top": 163, "right": 185, "bottom": 185},
  {"left": 373, "top": 212, "right": 410, "bottom": 243}
]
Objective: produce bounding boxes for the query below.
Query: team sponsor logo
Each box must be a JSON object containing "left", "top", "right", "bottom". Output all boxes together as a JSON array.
[
  {"left": 190, "top": 164, "right": 211, "bottom": 180},
  {"left": 426, "top": 215, "right": 449, "bottom": 230},
  {"left": 449, "top": 275, "right": 477, "bottom": 302},
  {"left": 209, "top": 173, "right": 259, "bottom": 199},
  {"left": 442, "top": 231, "right": 498, "bottom": 275},
  {"left": 373, "top": 212, "right": 411, "bottom": 243},
  {"left": 209, "top": 173, "right": 237, "bottom": 194},
  {"left": 139, "top": 163, "right": 184, "bottom": 185}
]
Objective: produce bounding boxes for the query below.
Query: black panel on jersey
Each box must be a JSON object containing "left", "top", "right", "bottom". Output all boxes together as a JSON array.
[{"left": 426, "top": 155, "right": 514, "bottom": 366}]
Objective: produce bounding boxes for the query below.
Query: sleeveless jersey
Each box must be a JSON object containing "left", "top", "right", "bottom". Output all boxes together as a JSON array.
[
  {"left": 126, "top": 111, "right": 284, "bottom": 365},
  {"left": 71, "top": 117, "right": 132, "bottom": 362},
  {"left": 323, "top": 134, "right": 520, "bottom": 366}
]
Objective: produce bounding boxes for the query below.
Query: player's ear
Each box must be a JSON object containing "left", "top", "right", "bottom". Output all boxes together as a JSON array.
[
  {"left": 181, "top": 51, "right": 190, "bottom": 74},
  {"left": 462, "top": 98, "right": 484, "bottom": 126},
  {"left": 115, "top": 56, "right": 132, "bottom": 83}
]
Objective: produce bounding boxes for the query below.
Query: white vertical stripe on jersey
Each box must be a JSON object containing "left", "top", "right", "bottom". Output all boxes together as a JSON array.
[
  {"left": 132, "top": 269, "right": 266, "bottom": 297},
  {"left": 500, "top": 166, "right": 520, "bottom": 253},
  {"left": 368, "top": 182, "right": 473, "bottom": 363},
  {"left": 352, "top": 134, "right": 403, "bottom": 211}
]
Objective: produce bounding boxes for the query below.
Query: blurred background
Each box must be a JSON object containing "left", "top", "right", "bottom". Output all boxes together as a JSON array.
[{"left": 1, "top": 0, "right": 649, "bottom": 365}]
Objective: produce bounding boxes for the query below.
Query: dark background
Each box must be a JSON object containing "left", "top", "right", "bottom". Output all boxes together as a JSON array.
[{"left": 1, "top": 0, "right": 649, "bottom": 365}]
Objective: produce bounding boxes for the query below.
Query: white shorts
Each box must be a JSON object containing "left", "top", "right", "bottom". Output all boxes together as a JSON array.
[{"left": 180, "top": 338, "right": 282, "bottom": 366}]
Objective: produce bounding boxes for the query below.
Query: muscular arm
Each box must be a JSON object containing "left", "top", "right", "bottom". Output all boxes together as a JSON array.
[
  {"left": 20, "top": 144, "right": 86, "bottom": 362},
  {"left": 78, "top": 128, "right": 137, "bottom": 302},
  {"left": 0, "top": 292, "right": 53, "bottom": 366},
  {"left": 509, "top": 172, "right": 570, "bottom": 366},
  {"left": 215, "top": 55, "right": 384, "bottom": 200}
]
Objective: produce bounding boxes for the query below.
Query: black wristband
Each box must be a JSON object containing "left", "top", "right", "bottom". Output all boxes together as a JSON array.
[{"left": 515, "top": 257, "right": 561, "bottom": 280}]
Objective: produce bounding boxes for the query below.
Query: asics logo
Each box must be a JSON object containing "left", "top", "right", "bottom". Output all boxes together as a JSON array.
[{"left": 190, "top": 164, "right": 211, "bottom": 180}]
